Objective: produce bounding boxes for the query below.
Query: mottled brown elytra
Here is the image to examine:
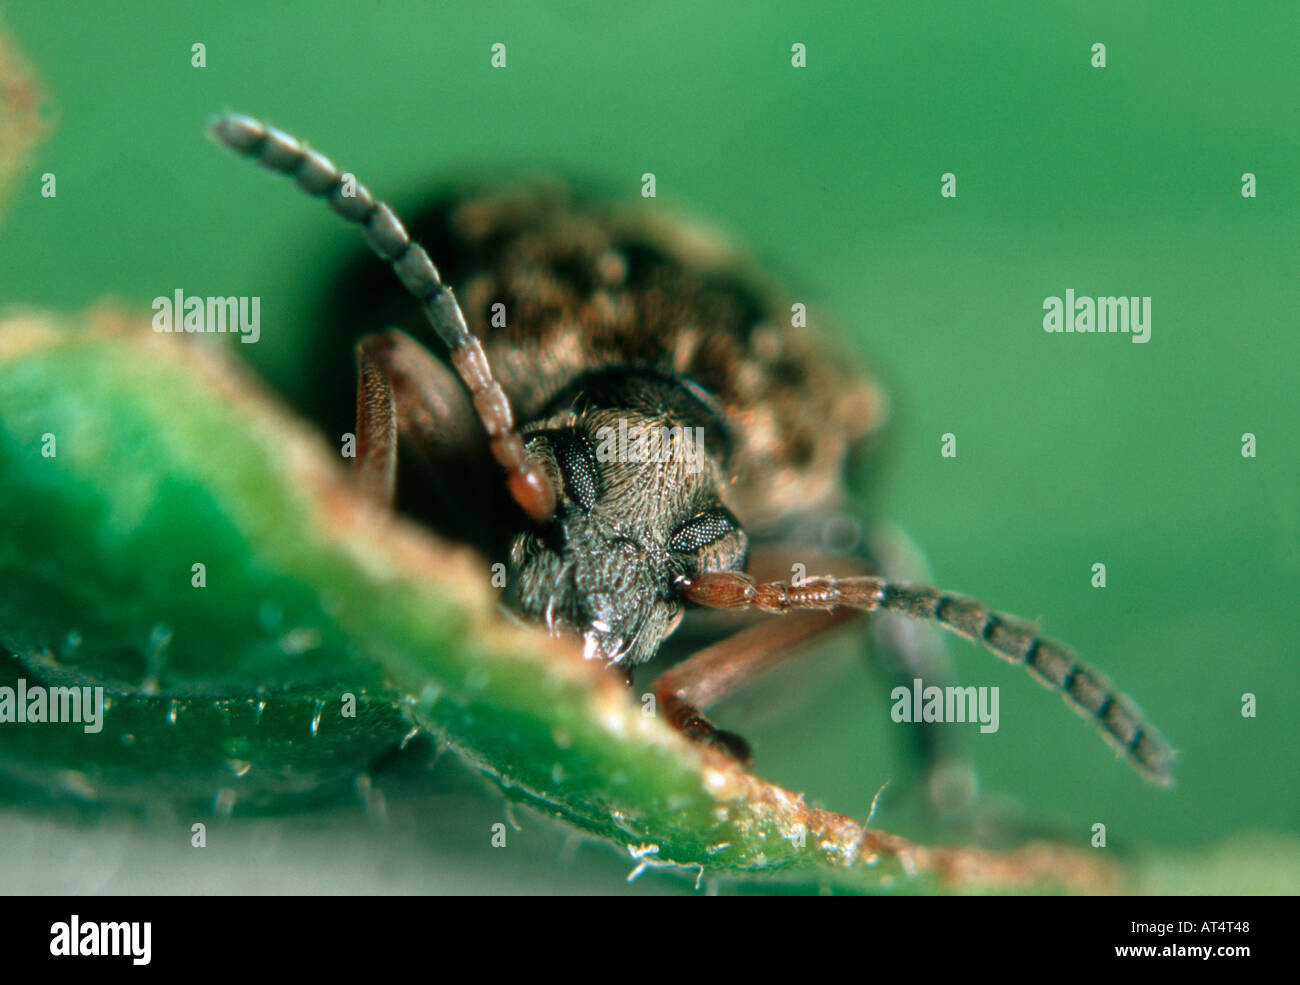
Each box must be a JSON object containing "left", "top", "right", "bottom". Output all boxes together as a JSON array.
[{"left": 210, "top": 113, "right": 1175, "bottom": 816}]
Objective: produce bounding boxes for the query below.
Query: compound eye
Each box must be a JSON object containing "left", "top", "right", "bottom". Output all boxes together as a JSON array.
[
  {"left": 553, "top": 431, "right": 600, "bottom": 513},
  {"left": 668, "top": 507, "right": 740, "bottom": 554}
]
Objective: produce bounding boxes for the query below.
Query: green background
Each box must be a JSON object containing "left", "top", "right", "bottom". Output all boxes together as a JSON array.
[{"left": 0, "top": 0, "right": 1295, "bottom": 892}]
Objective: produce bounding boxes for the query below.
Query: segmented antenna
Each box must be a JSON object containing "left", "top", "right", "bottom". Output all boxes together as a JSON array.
[
  {"left": 681, "top": 571, "right": 1176, "bottom": 786},
  {"left": 207, "top": 113, "right": 556, "bottom": 524}
]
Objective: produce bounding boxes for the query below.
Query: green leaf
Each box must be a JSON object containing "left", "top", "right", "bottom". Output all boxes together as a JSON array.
[{"left": 0, "top": 310, "right": 1113, "bottom": 893}]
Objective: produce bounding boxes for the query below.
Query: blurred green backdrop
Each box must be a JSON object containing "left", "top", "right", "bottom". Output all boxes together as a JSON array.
[{"left": 0, "top": 0, "right": 1295, "bottom": 892}]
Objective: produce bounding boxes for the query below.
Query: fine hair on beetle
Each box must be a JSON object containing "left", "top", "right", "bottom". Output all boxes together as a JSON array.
[{"left": 209, "top": 112, "right": 1175, "bottom": 796}]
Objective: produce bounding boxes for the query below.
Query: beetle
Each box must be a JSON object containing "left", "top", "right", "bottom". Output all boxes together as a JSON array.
[{"left": 209, "top": 113, "right": 1174, "bottom": 812}]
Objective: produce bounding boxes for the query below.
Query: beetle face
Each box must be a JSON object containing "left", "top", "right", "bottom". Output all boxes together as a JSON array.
[{"left": 507, "top": 406, "right": 747, "bottom": 666}]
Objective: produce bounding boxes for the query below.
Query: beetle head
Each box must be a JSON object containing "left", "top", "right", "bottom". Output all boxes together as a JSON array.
[{"left": 507, "top": 404, "right": 746, "bottom": 666}]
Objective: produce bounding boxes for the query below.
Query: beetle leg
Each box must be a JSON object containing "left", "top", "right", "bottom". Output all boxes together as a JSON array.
[
  {"left": 354, "top": 335, "right": 397, "bottom": 505},
  {"left": 354, "top": 328, "right": 487, "bottom": 507},
  {"left": 652, "top": 608, "right": 862, "bottom": 765}
]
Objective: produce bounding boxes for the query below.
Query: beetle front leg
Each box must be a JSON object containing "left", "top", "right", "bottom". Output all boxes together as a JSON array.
[
  {"left": 652, "top": 608, "right": 862, "bottom": 764},
  {"left": 353, "top": 328, "right": 488, "bottom": 508},
  {"left": 354, "top": 334, "right": 398, "bottom": 504}
]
